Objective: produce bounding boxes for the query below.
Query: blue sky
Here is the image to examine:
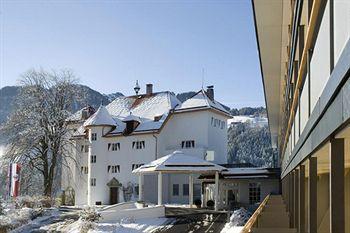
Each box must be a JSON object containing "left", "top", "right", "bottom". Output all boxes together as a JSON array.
[{"left": 0, "top": 0, "right": 264, "bottom": 108}]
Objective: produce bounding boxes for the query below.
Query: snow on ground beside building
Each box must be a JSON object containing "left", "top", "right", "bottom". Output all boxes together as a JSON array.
[
  {"left": 57, "top": 217, "right": 171, "bottom": 233},
  {"left": 220, "top": 208, "right": 251, "bottom": 233}
]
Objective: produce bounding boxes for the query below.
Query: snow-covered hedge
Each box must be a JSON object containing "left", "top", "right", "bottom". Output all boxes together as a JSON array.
[
  {"left": 0, "top": 207, "right": 43, "bottom": 232},
  {"left": 0, "top": 196, "right": 59, "bottom": 232},
  {"left": 15, "top": 196, "right": 55, "bottom": 208}
]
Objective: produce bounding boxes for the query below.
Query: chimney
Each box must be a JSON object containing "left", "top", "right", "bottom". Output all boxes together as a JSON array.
[
  {"left": 146, "top": 83, "right": 153, "bottom": 95},
  {"left": 206, "top": 85, "right": 214, "bottom": 101}
]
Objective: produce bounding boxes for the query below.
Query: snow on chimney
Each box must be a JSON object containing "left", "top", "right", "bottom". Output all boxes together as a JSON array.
[
  {"left": 206, "top": 85, "right": 214, "bottom": 101},
  {"left": 146, "top": 84, "right": 153, "bottom": 95}
]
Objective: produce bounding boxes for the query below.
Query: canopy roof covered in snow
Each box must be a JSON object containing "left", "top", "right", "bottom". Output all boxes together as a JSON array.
[
  {"left": 132, "top": 151, "right": 227, "bottom": 174},
  {"left": 175, "top": 90, "right": 231, "bottom": 116}
]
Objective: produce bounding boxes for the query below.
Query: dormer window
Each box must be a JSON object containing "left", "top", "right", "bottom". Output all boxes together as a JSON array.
[
  {"left": 123, "top": 114, "right": 141, "bottom": 135},
  {"left": 154, "top": 115, "right": 163, "bottom": 122}
]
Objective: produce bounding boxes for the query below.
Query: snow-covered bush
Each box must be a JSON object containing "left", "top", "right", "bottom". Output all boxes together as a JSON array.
[
  {"left": 15, "top": 196, "right": 54, "bottom": 209},
  {"left": 79, "top": 207, "right": 101, "bottom": 222},
  {"left": 0, "top": 207, "right": 43, "bottom": 232}
]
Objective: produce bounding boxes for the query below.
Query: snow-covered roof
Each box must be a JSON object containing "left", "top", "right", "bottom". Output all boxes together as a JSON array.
[
  {"left": 84, "top": 105, "right": 116, "bottom": 127},
  {"left": 222, "top": 167, "right": 272, "bottom": 175},
  {"left": 72, "top": 125, "right": 86, "bottom": 137},
  {"left": 198, "top": 167, "right": 280, "bottom": 180},
  {"left": 106, "top": 92, "right": 180, "bottom": 120},
  {"left": 221, "top": 167, "right": 279, "bottom": 179},
  {"left": 132, "top": 151, "right": 227, "bottom": 174},
  {"left": 175, "top": 90, "right": 230, "bottom": 116},
  {"left": 69, "top": 88, "right": 229, "bottom": 137}
]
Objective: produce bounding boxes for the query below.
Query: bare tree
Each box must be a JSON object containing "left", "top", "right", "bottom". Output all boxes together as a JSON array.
[{"left": 2, "top": 69, "right": 82, "bottom": 197}]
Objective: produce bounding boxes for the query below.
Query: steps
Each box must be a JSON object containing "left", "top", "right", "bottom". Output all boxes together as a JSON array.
[
  {"left": 242, "top": 194, "right": 297, "bottom": 233},
  {"left": 257, "top": 195, "right": 296, "bottom": 231}
]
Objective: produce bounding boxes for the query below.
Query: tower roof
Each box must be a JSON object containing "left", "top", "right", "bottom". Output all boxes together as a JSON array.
[{"left": 83, "top": 105, "right": 116, "bottom": 127}]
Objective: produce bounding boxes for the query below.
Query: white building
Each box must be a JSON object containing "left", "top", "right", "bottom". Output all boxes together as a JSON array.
[{"left": 62, "top": 84, "right": 231, "bottom": 206}]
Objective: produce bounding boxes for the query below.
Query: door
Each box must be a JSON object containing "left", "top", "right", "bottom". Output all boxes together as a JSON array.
[
  {"left": 110, "top": 187, "right": 119, "bottom": 205},
  {"left": 227, "top": 189, "right": 238, "bottom": 209}
]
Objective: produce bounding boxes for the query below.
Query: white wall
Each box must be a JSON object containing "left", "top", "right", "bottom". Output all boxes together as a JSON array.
[
  {"left": 300, "top": 78, "right": 309, "bottom": 133},
  {"left": 66, "top": 109, "right": 229, "bottom": 206},
  {"left": 99, "top": 205, "right": 165, "bottom": 223},
  {"left": 310, "top": 1, "right": 330, "bottom": 112},
  {"left": 334, "top": 0, "right": 350, "bottom": 64}
]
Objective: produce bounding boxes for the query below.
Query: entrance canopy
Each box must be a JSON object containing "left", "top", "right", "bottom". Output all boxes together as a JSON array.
[
  {"left": 132, "top": 151, "right": 226, "bottom": 210},
  {"left": 132, "top": 151, "right": 227, "bottom": 174}
]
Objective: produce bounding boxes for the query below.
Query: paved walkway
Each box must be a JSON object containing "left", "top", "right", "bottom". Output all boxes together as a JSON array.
[{"left": 157, "top": 212, "right": 227, "bottom": 233}]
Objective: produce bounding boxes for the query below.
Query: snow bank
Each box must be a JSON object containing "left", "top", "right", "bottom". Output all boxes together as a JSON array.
[{"left": 220, "top": 208, "right": 251, "bottom": 233}]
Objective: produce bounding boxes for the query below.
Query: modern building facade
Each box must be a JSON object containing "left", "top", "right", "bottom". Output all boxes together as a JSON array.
[
  {"left": 61, "top": 84, "right": 231, "bottom": 206},
  {"left": 253, "top": 0, "right": 349, "bottom": 232}
]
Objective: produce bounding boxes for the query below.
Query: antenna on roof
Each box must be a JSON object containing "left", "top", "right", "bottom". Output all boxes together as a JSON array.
[
  {"left": 201, "top": 68, "right": 205, "bottom": 89},
  {"left": 134, "top": 80, "right": 140, "bottom": 95}
]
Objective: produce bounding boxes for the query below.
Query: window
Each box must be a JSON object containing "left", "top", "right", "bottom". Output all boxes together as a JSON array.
[
  {"left": 172, "top": 184, "right": 179, "bottom": 196},
  {"left": 91, "top": 178, "right": 96, "bottom": 186},
  {"left": 249, "top": 183, "right": 261, "bottom": 204},
  {"left": 132, "top": 141, "right": 145, "bottom": 149},
  {"left": 91, "top": 133, "right": 97, "bottom": 141},
  {"left": 107, "top": 165, "right": 120, "bottom": 173},
  {"left": 181, "top": 140, "right": 195, "bottom": 148},
  {"left": 211, "top": 117, "right": 225, "bottom": 129},
  {"left": 132, "top": 164, "right": 144, "bottom": 171},
  {"left": 91, "top": 155, "right": 96, "bottom": 163},
  {"left": 183, "top": 184, "right": 189, "bottom": 196},
  {"left": 81, "top": 166, "right": 88, "bottom": 174},
  {"left": 80, "top": 145, "right": 89, "bottom": 153},
  {"left": 108, "top": 143, "right": 120, "bottom": 151},
  {"left": 221, "top": 121, "right": 225, "bottom": 129}
]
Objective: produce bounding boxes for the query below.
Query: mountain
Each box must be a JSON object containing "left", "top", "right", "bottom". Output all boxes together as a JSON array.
[
  {"left": 0, "top": 85, "right": 115, "bottom": 125},
  {"left": 227, "top": 122, "right": 276, "bottom": 167},
  {"left": 103, "top": 92, "right": 124, "bottom": 102}
]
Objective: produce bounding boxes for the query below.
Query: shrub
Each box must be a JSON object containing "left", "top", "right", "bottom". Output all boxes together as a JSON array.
[
  {"left": 194, "top": 199, "right": 202, "bottom": 207},
  {"left": 206, "top": 200, "right": 214, "bottom": 208},
  {"left": 79, "top": 207, "right": 101, "bottom": 222}
]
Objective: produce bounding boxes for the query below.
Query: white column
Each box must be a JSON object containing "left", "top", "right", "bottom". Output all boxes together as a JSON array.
[
  {"left": 158, "top": 172, "right": 163, "bottom": 205},
  {"left": 214, "top": 171, "right": 219, "bottom": 211},
  {"left": 138, "top": 174, "right": 143, "bottom": 201},
  {"left": 189, "top": 174, "right": 194, "bottom": 207}
]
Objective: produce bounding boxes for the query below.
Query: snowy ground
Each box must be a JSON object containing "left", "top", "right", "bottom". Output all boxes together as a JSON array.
[
  {"left": 0, "top": 202, "right": 170, "bottom": 233},
  {"left": 1, "top": 199, "right": 251, "bottom": 233}
]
